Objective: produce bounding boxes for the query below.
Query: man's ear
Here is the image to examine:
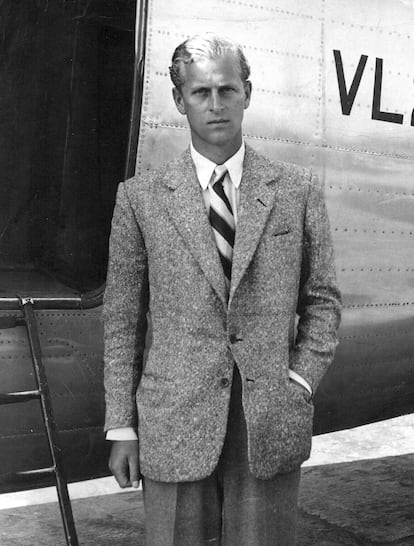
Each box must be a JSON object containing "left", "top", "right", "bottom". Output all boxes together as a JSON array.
[
  {"left": 243, "top": 80, "right": 252, "bottom": 109},
  {"left": 172, "top": 87, "right": 186, "bottom": 115}
]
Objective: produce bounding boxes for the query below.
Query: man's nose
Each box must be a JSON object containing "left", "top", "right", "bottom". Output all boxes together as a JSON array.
[{"left": 209, "top": 90, "right": 223, "bottom": 111}]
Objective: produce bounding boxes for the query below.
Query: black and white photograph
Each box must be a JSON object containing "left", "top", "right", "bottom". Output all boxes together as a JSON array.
[{"left": 0, "top": 1, "right": 413, "bottom": 544}]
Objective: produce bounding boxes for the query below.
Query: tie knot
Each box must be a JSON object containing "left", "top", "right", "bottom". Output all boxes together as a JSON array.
[{"left": 214, "top": 165, "right": 227, "bottom": 185}]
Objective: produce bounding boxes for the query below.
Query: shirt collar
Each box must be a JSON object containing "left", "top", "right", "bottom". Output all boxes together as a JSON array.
[{"left": 190, "top": 141, "right": 245, "bottom": 191}]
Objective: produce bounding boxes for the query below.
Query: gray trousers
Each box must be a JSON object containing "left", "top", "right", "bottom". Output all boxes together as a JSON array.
[{"left": 142, "top": 367, "right": 301, "bottom": 546}]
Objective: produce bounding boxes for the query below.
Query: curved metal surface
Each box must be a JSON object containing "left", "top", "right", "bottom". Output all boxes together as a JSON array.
[{"left": 135, "top": 0, "right": 414, "bottom": 433}]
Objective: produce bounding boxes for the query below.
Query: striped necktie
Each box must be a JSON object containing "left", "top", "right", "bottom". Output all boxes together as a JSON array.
[{"left": 209, "top": 166, "right": 235, "bottom": 287}]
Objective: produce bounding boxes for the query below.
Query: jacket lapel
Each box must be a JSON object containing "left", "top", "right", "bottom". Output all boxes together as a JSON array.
[
  {"left": 230, "top": 146, "right": 281, "bottom": 303},
  {"left": 162, "top": 150, "right": 228, "bottom": 307}
]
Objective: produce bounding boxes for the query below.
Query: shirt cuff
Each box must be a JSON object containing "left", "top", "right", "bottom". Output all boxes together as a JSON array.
[
  {"left": 106, "top": 427, "right": 138, "bottom": 441},
  {"left": 288, "top": 369, "right": 312, "bottom": 396}
]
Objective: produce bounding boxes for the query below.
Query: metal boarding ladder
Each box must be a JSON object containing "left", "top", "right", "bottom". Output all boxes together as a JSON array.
[{"left": 0, "top": 297, "right": 79, "bottom": 546}]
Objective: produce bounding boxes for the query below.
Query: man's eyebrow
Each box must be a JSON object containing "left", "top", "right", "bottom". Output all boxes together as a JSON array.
[
  {"left": 189, "top": 82, "right": 238, "bottom": 92},
  {"left": 191, "top": 85, "right": 209, "bottom": 92}
]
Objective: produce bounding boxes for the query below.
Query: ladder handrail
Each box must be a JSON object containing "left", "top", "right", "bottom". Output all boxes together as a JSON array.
[
  {"left": 0, "top": 297, "right": 80, "bottom": 545},
  {"left": 20, "top": 297, "right": 79, "bottom": 545}
]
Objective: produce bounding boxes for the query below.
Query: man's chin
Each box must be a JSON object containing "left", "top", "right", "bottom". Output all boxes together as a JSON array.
[
  {"left": 192, "top": 128, "right": 242, "bottom": 157},
  {"left": 205, "top": 131, "right": 239, "bottom": 148}
]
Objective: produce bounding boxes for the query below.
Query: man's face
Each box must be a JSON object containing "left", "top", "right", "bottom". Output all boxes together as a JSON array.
[{"left": 172, "top": 53, "right": 251, "bottom": 160}]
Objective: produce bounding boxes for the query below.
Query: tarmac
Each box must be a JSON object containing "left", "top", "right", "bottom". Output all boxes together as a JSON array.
[{"left": 1, "top": 414, "right": 413, "bottom": 546}]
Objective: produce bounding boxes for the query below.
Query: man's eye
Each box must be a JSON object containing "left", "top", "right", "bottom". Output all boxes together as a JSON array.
[{"left": 194, "top": 88, "right": 208, "bottom": 95}]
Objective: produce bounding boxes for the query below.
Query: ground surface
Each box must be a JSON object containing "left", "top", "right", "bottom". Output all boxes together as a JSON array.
[{"left": 1, "top": 415, "right": 413, "bottom": 545}]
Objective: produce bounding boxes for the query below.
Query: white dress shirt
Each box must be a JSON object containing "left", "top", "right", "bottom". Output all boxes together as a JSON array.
[
  {"left": 191, "top": 140, "right": 244, "bottom": 225},
  {"left": 107, "top": 142, "right": 311, "bottom": 441}
]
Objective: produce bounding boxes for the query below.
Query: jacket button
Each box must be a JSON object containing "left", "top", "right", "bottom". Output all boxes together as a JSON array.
[
  {"left": 220, "top": 377, "right": 230, "bottom": 388},
  {"left": 229, "top": 333, "right": 241, "bottom": 344}
]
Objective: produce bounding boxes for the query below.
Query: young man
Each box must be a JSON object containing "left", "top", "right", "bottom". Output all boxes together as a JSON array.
[{"left": 104, "top": 34, "right": 341, "bottom": 545}]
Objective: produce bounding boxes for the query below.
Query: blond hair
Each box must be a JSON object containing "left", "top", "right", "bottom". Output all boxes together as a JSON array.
[{"left": 169, "top": 34, "right": 250, "bottom": 89}]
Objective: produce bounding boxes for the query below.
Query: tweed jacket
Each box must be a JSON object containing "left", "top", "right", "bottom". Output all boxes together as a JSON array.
[{"left": 103, "top": 144, "right": 341, "bottom": 482}]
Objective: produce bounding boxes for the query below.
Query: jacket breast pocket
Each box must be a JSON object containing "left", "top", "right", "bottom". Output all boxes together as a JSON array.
[
  {"left": 271, "top": 225, "right": 292, "bottom": 237},
  {"left": 261, "top": 226, "right": 301, "bottom": 274}
]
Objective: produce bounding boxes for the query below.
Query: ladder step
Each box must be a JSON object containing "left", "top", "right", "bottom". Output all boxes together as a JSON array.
[
  {"left": 0, "top": 467, "right": 55, "bottom": 485},
  {"left": 0, "top": 390, "right": 41, "bottom": 405},
  {"left": 17, "top": 467, "right": 56, "bottom": 478}
]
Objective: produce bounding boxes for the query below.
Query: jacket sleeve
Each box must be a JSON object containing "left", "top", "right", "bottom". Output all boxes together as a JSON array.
[
  {"left": 103, "top": 181, "right": 149, "bottom": 432},
  {"left": 290, "top": 172, "right": 342, "bottom": 394}
]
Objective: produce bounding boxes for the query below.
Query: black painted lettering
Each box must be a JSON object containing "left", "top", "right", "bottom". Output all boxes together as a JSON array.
[
  {"left": 372, "top": 58, "right": 404, "bottom": 124},
  {"left": 333, "top": 50, "right": 368, "bottom": 116}
]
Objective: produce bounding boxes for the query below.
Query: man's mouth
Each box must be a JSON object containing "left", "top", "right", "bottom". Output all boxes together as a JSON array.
[{"left": 208, "top": 119, "right": 229, "bottom": 125}]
